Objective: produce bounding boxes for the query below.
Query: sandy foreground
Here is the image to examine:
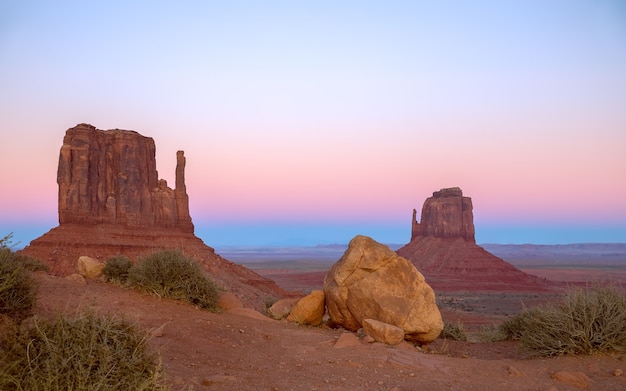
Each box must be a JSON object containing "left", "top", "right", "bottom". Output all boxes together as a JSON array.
[{"left": 29, "top": 270, "right": 626, "bottom": 391}]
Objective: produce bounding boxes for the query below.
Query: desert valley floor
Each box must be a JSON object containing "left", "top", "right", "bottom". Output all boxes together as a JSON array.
[{"left": 27, "top": 245, "right": 626, "bottom": 391}]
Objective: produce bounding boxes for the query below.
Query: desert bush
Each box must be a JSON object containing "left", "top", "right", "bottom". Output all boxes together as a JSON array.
[
  {"left": 0, "top": 312, "right": 167, "bottom": 390},
  {"left": 498, "top": 286, "right": 626, "bottom": 356},
  {"left": 439, "top": 320, "right": 468, "bottom": 341},
  {"left": 103, "top": 254, "right": 133, "bottom": 284},
  {"left": 12, "top": 253, "right": 49, "bottom": 272},
  {"left": 128, "top": 250, "right": 220, "bottom": 312},
  {"left": 0, "top": 233, "right": 15, "bottom": 249},
  {"left": 0, "top": 249, "right": 36, "bottom": 318}
]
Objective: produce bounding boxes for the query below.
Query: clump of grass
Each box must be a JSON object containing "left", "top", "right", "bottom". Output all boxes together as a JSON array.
[
  {"left": 128, "top": 250, "right": 220, "bottom": 312},
  {"left": 0, "top": 312, "right": 167, "bottom": 390},
  {"left": 439, "top": 320, "right": 468, "bottom": 341},
  {"left": 103, "top": 254, "right": 133, "bottom": 284},
  {"left": 497, "top": 286, "right": 626, "bottom": 356},
  {"left": 0, "top": 249, "right": 36, "bottom": 319}
]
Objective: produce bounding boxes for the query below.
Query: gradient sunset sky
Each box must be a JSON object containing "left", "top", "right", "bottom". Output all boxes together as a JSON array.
[{"left": 1, "top": 1, "right": 625, "bottom": 247}]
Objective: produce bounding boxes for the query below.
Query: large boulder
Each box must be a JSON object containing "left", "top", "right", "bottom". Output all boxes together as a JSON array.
[{"left": 324, "top": 235, "right": 443, "bottom": 343}]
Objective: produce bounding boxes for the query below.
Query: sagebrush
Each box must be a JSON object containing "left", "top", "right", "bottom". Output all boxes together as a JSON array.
[
  {"left": 128, "top": 250, "right": 220, "bottom": 312},
  {"left": 0, "top": 249, "right": 36, "bottom": 318},
  {"left": 103, "top": 254, "right": 133, "bottom": 284},
  {"left": 439, "top": 320, "right": 468, "bottom": 341},
  {"left": 498, "top": 286, "right": 626, "bottom": 356},
  {"left": 0, "top": 312, "right": 167, "bottom": 390}
]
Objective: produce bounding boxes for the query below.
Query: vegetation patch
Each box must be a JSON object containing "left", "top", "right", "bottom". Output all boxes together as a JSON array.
[
  {"left": 0, "top": 249, "right": 36, "bottom": 319},
  {"left": 128, "top": 250, "right": 220, "bottom": 312},
  {"left": 103, "top": 254, "right": 133, "bottom": 284},
  {"left": 0, "top": 312, "right": 167, "bottom": 390},
  {"left": 439, "top": 320, "right": 468, "bottom": 341},
  {"left": 498, "top": 286, "right": 626, "bottom": 356}
]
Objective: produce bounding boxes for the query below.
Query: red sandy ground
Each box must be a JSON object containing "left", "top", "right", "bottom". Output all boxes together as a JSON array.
[{"left": 26, "top": 265, "right": 626, "bottom": 391}]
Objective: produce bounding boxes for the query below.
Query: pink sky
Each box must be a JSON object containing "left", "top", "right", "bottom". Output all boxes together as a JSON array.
[{"left": 1, "top": 1, "right": 625, "bottom": 246}]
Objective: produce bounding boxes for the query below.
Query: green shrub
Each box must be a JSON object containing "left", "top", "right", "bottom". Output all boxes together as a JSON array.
[
  {"left": 12, "top": 253, "right": 49, "bottom": 273},
  {"left": 103, "top": 255, "right": 133, "bottom": 284},
  {"left": 128, "top": 250, "right": 220, "bottom": 312},
  {"left": 439, "top": 320, "right": 468, "bottom": 341},
  {"left": 0, "top": 249, "right": 36, "bottom": 318},
  {"left": 498, "top": 287, "right": 626, "bottom": 356},
  {"left": 0, "top": 312, "right": 167, "bottom": 390}
]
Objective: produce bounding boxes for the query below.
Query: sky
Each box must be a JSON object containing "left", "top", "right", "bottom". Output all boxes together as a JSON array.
[{"left": 1, "top": 0, "right": 625, "bottom": 248}]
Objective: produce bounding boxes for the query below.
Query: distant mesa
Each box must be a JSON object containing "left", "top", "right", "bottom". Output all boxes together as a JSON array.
[
  {"left": 398, "top": 187, "right": 549, "bottom": 291},
  {"left": 20, "top": 123, "right": 290, "bottom": 309}
]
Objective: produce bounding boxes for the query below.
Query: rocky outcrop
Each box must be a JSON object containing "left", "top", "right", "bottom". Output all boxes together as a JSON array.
[
  {"left": 399, "top": 187, "right": 549, "bottom": 291},
  {"left": 57, "top": 123, "right": 193, "bottom": 232},
  {"left": 324, "top": 235, "right": 443, "bottom": 343},
  {"left": 21, "top": 124, "right": 294, "bottom": 310},
  {"left": 411, "top": 187, "right": 474, "bottom": 241}
]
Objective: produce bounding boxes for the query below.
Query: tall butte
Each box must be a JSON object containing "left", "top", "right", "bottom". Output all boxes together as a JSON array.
[
  {"left": 397, "top": 187, "right": 549, "bottom": 291},
  {"left": 21, "top": 124, "right": 291, "bottom": 308}
]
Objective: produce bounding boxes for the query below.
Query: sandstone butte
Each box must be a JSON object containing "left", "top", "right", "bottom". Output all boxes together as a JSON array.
[
  {"left": 397, "top": 187, "right": 550, "bottom": 291},
  {"left": 20, "top": 123, "right": 291, "bottom": 309}
]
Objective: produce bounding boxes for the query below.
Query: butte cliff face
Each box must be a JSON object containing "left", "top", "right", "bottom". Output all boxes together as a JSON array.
[
  {"left": 399, "top": 187, "right": 548, "bottom": 291},
  {"left": 57, "top": 123, "right": 193, "bottom": 232},
  {"left": 411, "top": 187, "right": 474, "bottom": 242},
  {"left": 21, "top": 124, "right": 291, "bottom": 309}
]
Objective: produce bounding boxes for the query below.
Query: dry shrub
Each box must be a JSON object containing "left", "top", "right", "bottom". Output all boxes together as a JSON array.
[
  {"left": 0, "top": 249, "right": 36, "bottom": 319},
  {"left": 0, "top": 312, "right": 167, "bottom": 390},
  {"left": 128, "top": 250, "right": 220, "bottom": 312},
  {"left": 498, "top": 286, "right": 626, "bottom": 356},
  {"left": 103, "top": 254, "right": 133, "bottom": 284},
  {"left": 439, "top": 320, "right": 468, "bottom": 341}
]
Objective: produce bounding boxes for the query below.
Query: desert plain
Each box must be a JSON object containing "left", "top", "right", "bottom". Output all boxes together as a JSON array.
[{"left": 29, "top": 243, "right": 626, "bottom": 391}]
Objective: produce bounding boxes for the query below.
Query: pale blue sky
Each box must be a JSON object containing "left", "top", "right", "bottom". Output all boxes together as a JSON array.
[{"left": 1, "top": 1, "right": 625, "bottom": 247}]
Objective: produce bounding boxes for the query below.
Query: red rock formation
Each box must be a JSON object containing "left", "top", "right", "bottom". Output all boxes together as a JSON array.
[
  {"left": 399, "top": 187, "right": 549, "bottom": 291},
  {"left": 411, "top": 187, "right": 474, "bottom": 241},
  {"left": 57, "top": 123, "right": 193, "bottom": 232},
  {"left": 21, "top": 124, "right": 292, "bottom": 309}
]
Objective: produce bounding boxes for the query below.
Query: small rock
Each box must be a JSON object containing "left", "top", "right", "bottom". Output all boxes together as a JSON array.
[
  {"left": 614, "top": 368, "right": 623, "bottom": 377},
  {"left": 65, "top": 273, "right": 87, "bottom": 285},
  {"left": 76, "top": 256, "right": 104, "bottom": 279},
  {"left": 507, "top": 366, "right": 525, "bottom": 378},
  {"left": 333, "top": 332, "right": 361, "bottom": 348},
  {"left": 362, "top": 318, "right": 405, "bottom": 346},
  {"left": 550, "top": 371, "right": 592, "bottom": 390},
  {"left": 287, "top": 290, "right": 325, "bottom": 326},
  {"left": 218, "top": 292, "right": 243, "bottom": 310},
  {"left": 267, "top": 297, "right": 301, "bottom": 319}
]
